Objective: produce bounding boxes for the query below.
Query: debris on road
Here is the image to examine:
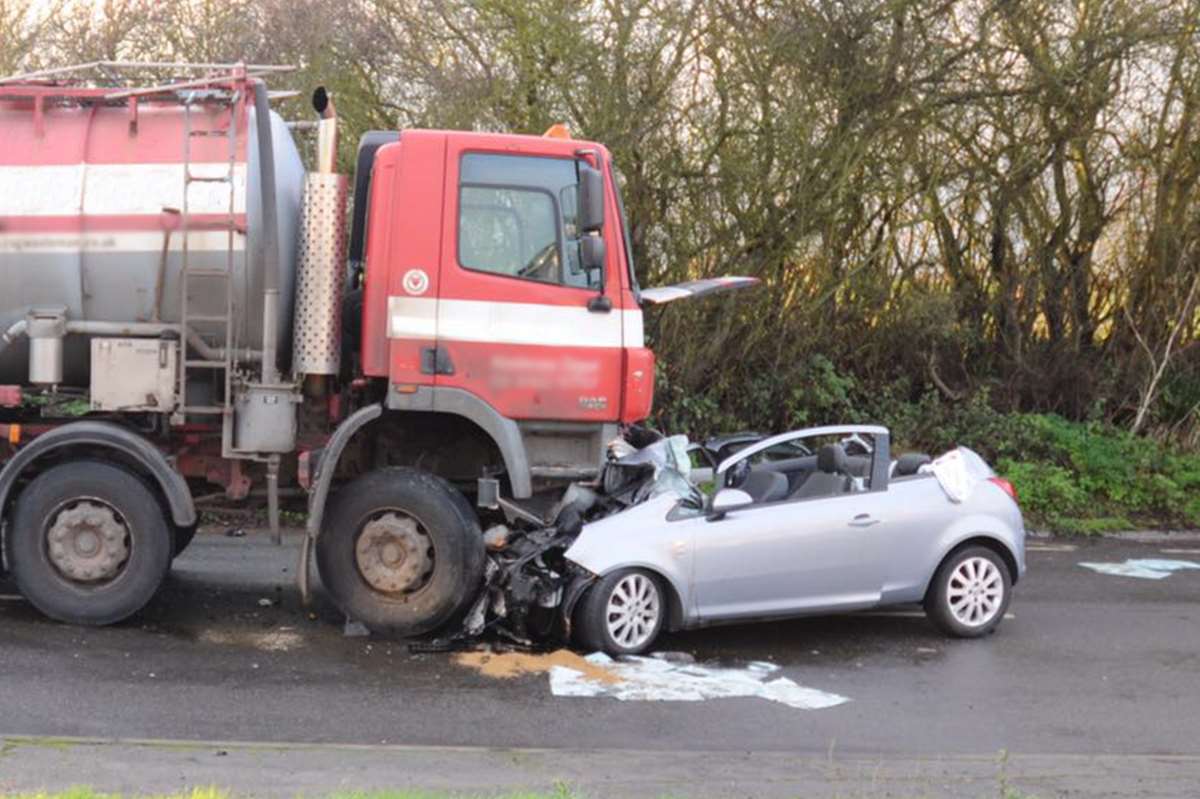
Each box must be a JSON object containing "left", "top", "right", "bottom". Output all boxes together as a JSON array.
[
  {"left": 454, "top": 649, "right": 622, "bottom": 685},
  {"left": 198, "top": 628, "right": 304, "bottom": 652},
  {"left": 453, "top": 649, "right": 849, "bottom": 710},
  {"left": 1078, "top": 558, "right": 1200, "bottom": 579},
  {"left": 550, "top": 653, "right": 849, "bottom": 710},
  {"left": 343, "top": 619, "right": 370, "bottom": 638}
]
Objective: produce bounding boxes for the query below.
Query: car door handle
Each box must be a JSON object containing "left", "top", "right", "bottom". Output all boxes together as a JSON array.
[{"left": 848, "top": 513, "right": 880, "bottom": 528}]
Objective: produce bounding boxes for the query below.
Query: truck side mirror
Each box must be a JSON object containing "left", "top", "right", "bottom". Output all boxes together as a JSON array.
[
  {"left": 578, "top": 163, "right": 605, "bottom": 233},
  {"left": 580, "top": 235, "right": 606, "bottom": 274}
]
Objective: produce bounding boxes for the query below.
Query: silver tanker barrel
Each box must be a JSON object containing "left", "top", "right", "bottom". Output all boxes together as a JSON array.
[{"left": 0, "top": 64, "right": 305, "bottom": 416}]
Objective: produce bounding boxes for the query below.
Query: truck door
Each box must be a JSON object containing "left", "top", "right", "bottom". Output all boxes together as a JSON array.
[
  {"left": 432, "top": 144, "right": 625, "bottom": 423},
  {"left": 367, "top": 134, "right": 444, "bottom": 390}
]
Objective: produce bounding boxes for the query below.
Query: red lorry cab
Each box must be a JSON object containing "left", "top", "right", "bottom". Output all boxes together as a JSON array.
[{"left": 359, "top": 130, "right": 653, "bottom": 425}]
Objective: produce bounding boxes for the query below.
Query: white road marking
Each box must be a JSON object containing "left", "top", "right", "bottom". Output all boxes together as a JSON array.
[
  {"left": 1028, "top": 544, "right": 1078, "bottom": 552},
  {"left": 1161, "top": 548, "right": 1200, "bottom": 554},
  {"left": 0, "top": 594, "right": 25, "bottom": 602}
]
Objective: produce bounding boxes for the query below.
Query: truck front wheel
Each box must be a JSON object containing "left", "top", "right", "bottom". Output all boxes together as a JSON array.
[
  {"left": 316, "top": 467, "right": 485, "bottom": 637},
  {"left": 5, "top": 460, "right": 173, "bottom": 625}
]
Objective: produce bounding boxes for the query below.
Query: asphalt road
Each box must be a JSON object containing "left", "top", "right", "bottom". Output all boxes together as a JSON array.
[{"left": 2, "top": 531, "right": 1199, "bottom": 796}]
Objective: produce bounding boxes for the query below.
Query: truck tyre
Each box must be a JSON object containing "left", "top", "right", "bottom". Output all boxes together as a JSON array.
[
  {"left": 5, "top": 460, "right": 173, "bottom": 626},
  {"left": 316, "top": 467, "right": 485, "bottom": 637}
]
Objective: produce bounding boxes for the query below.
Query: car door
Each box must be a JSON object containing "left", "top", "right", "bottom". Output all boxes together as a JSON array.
[{"left": 691, "top": 490, "right": 890, "bottom": 621}]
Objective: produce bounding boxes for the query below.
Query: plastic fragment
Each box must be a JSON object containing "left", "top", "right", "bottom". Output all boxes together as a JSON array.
[
  {"left": 1078, "top": 559, "right": 1200, "bottom": 580},
  {"left": 549, "top": 653, "right": 848, "bottom": 710}
]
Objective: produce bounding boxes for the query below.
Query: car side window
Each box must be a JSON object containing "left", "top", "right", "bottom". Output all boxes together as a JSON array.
[
  {"left": 458, "top": 153, "right": 594, "bottom": 289},
  {"left": 724, "top": 434, "right": 878, "bottom": 505}
]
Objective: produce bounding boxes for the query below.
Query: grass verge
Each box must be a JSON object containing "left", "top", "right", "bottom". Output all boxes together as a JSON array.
[{"left": 0, "top": 787, "right": 580, "bottom": 791}]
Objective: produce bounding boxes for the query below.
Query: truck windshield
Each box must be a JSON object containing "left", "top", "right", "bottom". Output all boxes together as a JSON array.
[{"left": 458, "top": 153, "right": 596, "bottom": 289}]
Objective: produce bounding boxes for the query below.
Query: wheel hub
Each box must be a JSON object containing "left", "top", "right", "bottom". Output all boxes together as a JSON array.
[
  {"left": 947, "top": 556, "right": 1003, "bottom": 627},
  {"left": 46, "top": 501, "right": 130, "bottom": 583},
  {"left": 355, "top": 512, "right": 435, "bottom": 594},
  {"left": 606, "top": 573, "right": 660, "bottom": 650}
]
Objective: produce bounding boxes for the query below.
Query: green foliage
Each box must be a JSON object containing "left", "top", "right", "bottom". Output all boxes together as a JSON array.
[
  {"left": 657, "top": 355, "right": 1200, "bottom": 532},
  {"left": 913, "top": 408, "right": 1200, "bottom": 533},
  {"left": 996, "top": 460, "right": 1090, "bottom": 521}
]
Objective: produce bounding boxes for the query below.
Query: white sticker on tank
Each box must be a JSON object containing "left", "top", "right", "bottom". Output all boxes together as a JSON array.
[
  {"left": 0, "top": 163, "right": 246, "bottom": 216},
  {"left": 0, "top": 230, "right": 243, "bottom": 254}
]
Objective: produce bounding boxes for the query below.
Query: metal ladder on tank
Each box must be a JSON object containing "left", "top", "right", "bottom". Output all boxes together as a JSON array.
[{"left": 175, "top": 89, "right": 243, "bottom": 460}]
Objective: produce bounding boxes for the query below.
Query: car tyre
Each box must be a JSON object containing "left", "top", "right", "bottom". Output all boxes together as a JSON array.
[
  {"left": 925, "top": 545, "right": 1012, "bottom": 638},
  {"left": 575, "top": 568, "right": 666, "bottom": 655},
  {"left": 316, "top": 467, "right": 484, "bottom": 637},
  {"left": 6, "top": 460, "right": 173, "bottom": 626}
]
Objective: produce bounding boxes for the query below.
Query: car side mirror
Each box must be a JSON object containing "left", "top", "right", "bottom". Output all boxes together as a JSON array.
[
  {"left": 578, "top": 163, "right": 605, "bottom": 233},
  {"left": 708, "top": 487, "right": 753, "bottom": 521}
]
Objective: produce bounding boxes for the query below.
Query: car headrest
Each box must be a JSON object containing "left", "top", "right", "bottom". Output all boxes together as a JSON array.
[
  {"left": 817, "top": 443, "right": 848, "bottom": 474},
  {"left": 894, "top": 452, "right": 932, "bottom": 477}
]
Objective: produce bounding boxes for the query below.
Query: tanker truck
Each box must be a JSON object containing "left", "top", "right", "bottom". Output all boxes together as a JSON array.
[{"left": 0, "top": 63, "right": 751, "bottom": 637}]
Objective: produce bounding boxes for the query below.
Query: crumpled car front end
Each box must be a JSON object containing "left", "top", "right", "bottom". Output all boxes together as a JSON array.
[
  {"left": 420, "top": 428, "right": 700, "bottom": 651},
  {"left": 561, "top": 492, "right": 692, "bottom": 628}
]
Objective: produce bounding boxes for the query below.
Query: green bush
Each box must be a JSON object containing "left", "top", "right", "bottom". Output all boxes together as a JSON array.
[{"left": 995, "top": 459, "right": 1090, "bottom": 519}]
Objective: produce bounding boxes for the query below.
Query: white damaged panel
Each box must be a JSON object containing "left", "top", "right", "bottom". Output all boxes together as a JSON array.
[
  {"left": 1078, "top": 558, "right": 1200, "bottom": 580},
  {"left": 549, "top": 653, "right": 849, "bottom": 710}
]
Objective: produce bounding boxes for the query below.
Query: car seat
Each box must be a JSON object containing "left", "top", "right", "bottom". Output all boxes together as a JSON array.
[
  {"left": 789, "top": 444, "right": 852, "bottom": 499},
  {"left": 739, "top": 469, "right": 790, "bottom": 503}
]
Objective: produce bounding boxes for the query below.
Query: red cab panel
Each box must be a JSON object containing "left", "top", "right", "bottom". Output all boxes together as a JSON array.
[
  {"left": 360, "top": 132, "right": 447, "bottom": 387},
  {"left": 366, "top": 129, "right": 648, "bottom": 424},
  {"left": 431, "top": 133, "right": 634, "bottom": 422},
  {"left": 622, "top": 347, "right": 655, "bottom": 423}
]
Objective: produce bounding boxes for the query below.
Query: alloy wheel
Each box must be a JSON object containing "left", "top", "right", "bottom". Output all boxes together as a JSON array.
[
  {"left": 946, "top": 556, "right": 1004, "bottom": 627},
  {"left": 605, "top": 573, "right": 661, "bottom": 649}
]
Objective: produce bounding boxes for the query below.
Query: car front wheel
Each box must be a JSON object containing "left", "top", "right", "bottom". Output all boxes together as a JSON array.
[
  {"left": 925, "top": 545, "right": 1012, "bottom": 637},
  {"left": 575, "top": 568, "right": 666, "bottom": 655}
]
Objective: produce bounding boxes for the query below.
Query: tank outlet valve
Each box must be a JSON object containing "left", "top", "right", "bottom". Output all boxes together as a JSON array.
[{"left": 26, "top": 307, "right": 67, "bottom": 385}]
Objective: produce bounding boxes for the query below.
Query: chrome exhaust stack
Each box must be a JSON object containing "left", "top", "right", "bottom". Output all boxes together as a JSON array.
[{"left": 292, "top": 86, "right": 349, "bottom": 381}]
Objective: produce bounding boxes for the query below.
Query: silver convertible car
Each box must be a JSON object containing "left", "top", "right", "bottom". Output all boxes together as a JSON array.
[{"left": 563, "top": 425, "right": 1027, "bottom": 655}]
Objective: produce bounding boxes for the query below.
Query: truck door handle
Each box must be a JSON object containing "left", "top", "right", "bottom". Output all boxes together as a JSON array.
[
  {"left": 849, "top": 513, "right": 880, "bottom": 528},
  {"left": 419, "top": 346, "right": 455, "bottom": 376}
]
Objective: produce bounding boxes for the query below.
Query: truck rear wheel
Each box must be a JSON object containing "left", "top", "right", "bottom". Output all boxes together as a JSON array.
[
  {"left": 316, "top": 467, "right": 485, "bottom": 637},
  {"left": 5, "top": 461, "right": 173, "bottom": 626}
]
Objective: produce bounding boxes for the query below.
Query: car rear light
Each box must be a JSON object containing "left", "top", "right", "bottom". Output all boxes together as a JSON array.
[{"left": 989, "top": 476, "right": 1018, "bottom": 502}]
